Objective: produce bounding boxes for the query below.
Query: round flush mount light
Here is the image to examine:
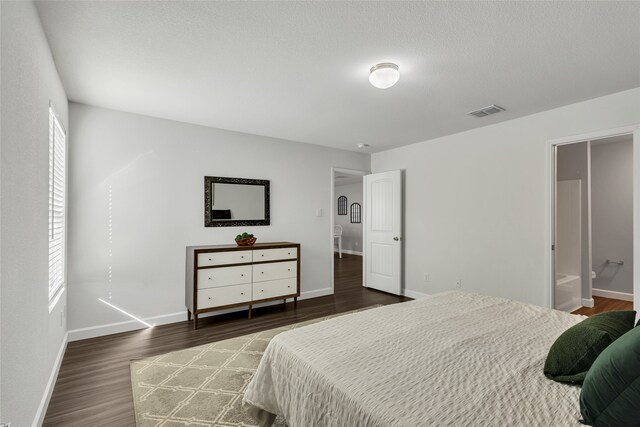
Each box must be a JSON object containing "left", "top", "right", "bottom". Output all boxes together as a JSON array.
[{"left": 369, "top": 63, "right": 400, "bottom": 89}]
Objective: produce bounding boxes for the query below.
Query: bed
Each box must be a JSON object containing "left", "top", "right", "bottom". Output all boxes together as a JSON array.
[{"left": 243, "top": 291, "right": 586, "bottom": 426}]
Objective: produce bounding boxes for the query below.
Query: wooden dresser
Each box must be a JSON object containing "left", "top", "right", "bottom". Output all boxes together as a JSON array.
[{"left": 185, "top": 242, "right": 300, "bottom": 329}]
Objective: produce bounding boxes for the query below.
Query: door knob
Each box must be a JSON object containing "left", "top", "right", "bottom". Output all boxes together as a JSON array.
[{"left": 393, "top": 236, "right": 400, "bottom": 241}]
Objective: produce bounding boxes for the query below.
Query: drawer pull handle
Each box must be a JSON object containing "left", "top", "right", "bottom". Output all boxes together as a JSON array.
[
  {"left": 261, "top": 289, "right": 264, "bottom": 292},
  {"left": 288, "top": 269, "right": 291, "bottom": 271},
  {"left": 208, "top": 297, "right": 212, "bottom": 300},
  {"left": 261, "top": 254, "right": 264, "bottom": 257},
  {"left": 241, "top": 292, "right": 244, "bottom": 295},
  {"left": 288, "top": 286, "right": 291, "bottom": 288},
  {"left": 241, "top": 256, "right": 244, "bottom": 259},
  {"left": 288, "top": 252, "right": 291, "bottom": 255},
  {"left": 208, "top": 277, "right": 212, "bottom": 280},
  {"left": 261, "top": 272, "right": 264, "bottom": 274}
]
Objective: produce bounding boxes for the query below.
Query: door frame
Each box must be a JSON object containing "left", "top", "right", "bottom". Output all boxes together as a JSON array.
[
  {"left": 547, "top": 125, "right": 640, "bottom": 313},
  {"left": 330, "top": 167, "right": 369, "bottom": 294}
]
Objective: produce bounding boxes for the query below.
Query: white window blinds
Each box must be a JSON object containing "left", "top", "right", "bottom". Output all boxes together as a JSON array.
[{"left": 49, "top": 106, "right": 66, "bottom": 306}]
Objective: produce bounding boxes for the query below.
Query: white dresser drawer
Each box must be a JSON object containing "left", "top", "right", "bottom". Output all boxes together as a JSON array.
[
  {"left": 197, "top": 265, "right": 251, "bottom": 289},
  {"left": 198, "top": 284, "right": 251, "bottom": 309},
  {"left": 253, "top": 247, "right": 297, "bottom": 262},
  {"left": 198, "top": 251, "right": 252, "bottom": 267},
  {"left": 253, "top": 261, "right": 296, "bottom": 283},
  {"left": 252, "top": 278, "right": 297, "bottom": 300}
]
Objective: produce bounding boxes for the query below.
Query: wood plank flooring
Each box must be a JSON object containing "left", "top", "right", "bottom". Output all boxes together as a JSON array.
[
  {"left": 47, "top": 254, "right": 629, "bottom": 425},
  {"left": 44, "top": 254, "right": 407, "bottom": 426},
  {"left": 572, "top": 296, "right": 633, "bottom": 316}
]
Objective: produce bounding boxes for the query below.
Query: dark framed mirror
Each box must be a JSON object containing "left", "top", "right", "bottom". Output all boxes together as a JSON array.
[{"left": 204, "top": 176, "right": 270, "bottom": 227}]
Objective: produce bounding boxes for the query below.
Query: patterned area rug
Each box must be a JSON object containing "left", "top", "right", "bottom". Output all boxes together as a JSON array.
[{"left": 130, "top": 306, "right": 381, "bottom": 427}]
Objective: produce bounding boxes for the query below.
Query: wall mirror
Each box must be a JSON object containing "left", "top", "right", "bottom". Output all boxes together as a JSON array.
[{"left": 204, "top": 176, "right": 270, "bottom": 227}]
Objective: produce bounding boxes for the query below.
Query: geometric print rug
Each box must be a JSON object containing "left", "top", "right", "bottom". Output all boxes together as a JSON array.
[{"left": 130, "top": 306, "right": 381, "bottom": 427}]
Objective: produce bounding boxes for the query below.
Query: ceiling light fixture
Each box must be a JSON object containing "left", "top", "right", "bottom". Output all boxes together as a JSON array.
[
  {"left": 369, "top": 63, "right": 400, "bottom": 89},
  {"left": 357, "top": 143, "right": 370, "bottom": 149}
]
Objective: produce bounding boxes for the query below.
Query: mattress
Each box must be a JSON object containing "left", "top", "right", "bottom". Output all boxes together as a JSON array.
[{"left": 243, "top": 291, "right": 586, "bottom": 427}]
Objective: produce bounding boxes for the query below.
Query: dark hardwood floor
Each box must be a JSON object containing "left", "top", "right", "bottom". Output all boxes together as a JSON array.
[
  {"left": 44, "top": 253, "right": 407, "bottom": 426},
  {"left": 572, "top": 296, "right": 634, "bottom": 316}
]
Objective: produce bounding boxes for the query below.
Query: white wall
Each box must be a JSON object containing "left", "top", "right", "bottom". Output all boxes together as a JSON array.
[
  {"left": 67, "top": 103, "right": 369, "bottom": 335},
  {"left": 1, "top": 2, "right": 69, "bottom": 426},
  {"left": 556, "top": 142, "right": 591, "bottom": 299},
  {"left": 372, "top": 88, "right": 640, "bottom": 306},
  {"left": 334, "top": 182, "right": 363, "bottom": 254},
  {"left": 591, "top": 138, "right": 634, "bottom": 294}
]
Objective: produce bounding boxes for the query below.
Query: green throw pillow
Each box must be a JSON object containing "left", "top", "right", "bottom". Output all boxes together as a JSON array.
[
  {"left": 580, "top": 325, "right": 640, "bottom": 426},
  {"left": 543, "top": 310, "right": 636, "bottom": 384}
]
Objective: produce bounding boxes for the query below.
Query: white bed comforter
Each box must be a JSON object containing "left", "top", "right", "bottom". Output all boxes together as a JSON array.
[{"left": 243, "top": 291, "right": 585, "bottom": 427}]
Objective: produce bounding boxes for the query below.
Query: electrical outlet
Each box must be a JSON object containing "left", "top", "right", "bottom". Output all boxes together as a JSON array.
[
  {"left": 423, "top": 273, "right": 430, "bottom": 282},
  {"left": 456, "top": 279, "right": 462, "bottom": 288}
]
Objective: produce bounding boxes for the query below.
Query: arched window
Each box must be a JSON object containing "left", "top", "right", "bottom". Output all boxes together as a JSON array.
[
  {"left": 337, "top": 196, "right": 347, "bottom": 215},
  {"left": 350, "top": 203, "right": 361, "bottom": 223}
]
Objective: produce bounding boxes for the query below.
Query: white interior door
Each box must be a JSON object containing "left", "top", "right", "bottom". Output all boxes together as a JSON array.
[{"left": 364, "top": 170, "right": 402, "bottom": 295}]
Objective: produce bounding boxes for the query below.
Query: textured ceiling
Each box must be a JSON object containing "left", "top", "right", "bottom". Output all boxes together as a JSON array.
[
  {"left": 590, "top": 134, "right": 633, "bottom": 146},
  {"left": 36, "top": 1, "right": 640, "bottom": 153},
  {"left": 335, "top": 173, "right": 364, "bottom": 186}
]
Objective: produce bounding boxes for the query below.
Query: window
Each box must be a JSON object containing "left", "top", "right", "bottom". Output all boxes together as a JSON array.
[
  {"left": 337, "top": 196, "right": 347, "bottom": 215},
  {"left": 350, "top": 203, "right": 361, "bottom": 223},
  {"left": 49, "top": 106, "right": 66, "bottom": 309}
]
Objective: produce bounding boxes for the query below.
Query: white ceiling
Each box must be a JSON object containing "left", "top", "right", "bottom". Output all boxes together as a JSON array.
[
  {"left": 36, "top": 1, "right": 640, "bottom": 153},
  {"left": 335, "top": 173, "right": 363, "bottom": 186},
  {"left": 590, "top": 134, "right": 634, "bottom": 146}
]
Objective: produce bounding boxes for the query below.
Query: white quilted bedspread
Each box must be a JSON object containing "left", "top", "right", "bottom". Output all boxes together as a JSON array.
[{"left": 243, "top": 291, "right": 585, "bottom": 427}]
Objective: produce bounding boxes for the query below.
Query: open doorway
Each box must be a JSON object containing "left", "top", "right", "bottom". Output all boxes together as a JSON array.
[
  {"left": 332, "top": 168, "right": 366, "bottom": 293},
  {"left": 551, "top": 130, "right": 637, "bottom": 316}
]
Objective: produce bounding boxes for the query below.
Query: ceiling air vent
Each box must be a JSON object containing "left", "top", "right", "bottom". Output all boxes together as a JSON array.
[{"left": 467, "top": 104, "right": 505, "bottom": 118}]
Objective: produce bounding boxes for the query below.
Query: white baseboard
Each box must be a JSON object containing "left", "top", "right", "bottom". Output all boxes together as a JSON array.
[
  {"left": 581, "top": 298, "right": 595, "bottom": 308},
  {"left": 68, "top": 287, "right": 335, "bottom": 342},
  {"left": 67, "top": 311, "right": 187, "bottom": 342},
  {"left": 402, "top": 289, "right": 430, "bottom": 299},
  {"left": 591, "top": 288, "right": 634, "bottom": 302},
  {"left": 33, "top": 332, "right": 68, "bottom": 427},
  {"left": 299, "top": 287, "right": 333, "bottom": 300},
  {"left": 334, "top": 249, "right": 363, "bottom": 256}
]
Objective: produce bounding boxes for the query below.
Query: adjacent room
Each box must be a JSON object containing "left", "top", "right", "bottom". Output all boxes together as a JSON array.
[
  {"left": 333, "top": 168, "right": 365, "bottom": 293},
  {"left": 555, "top": 135, "right": 635, "bottom": 316},
  {"left": 1, "top": 1, "right": 640, "bottom": 427}
]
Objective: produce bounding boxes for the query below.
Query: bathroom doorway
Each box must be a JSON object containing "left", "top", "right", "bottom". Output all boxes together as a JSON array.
[{"left": 551, "top": 128, "right": 638, "bottom": 315}]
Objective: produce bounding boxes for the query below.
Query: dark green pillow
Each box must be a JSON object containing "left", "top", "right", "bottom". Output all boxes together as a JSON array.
[
  {"left": 580, "top": 325, "right": 640, "bottom": 426},
  {"left": 544, "top": 310, "right": 636, "bottom": 384}
]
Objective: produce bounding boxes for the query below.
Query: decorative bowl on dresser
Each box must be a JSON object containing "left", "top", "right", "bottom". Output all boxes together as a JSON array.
[{"left": 185, "top": 242, "right": 300, "bottom": 329}]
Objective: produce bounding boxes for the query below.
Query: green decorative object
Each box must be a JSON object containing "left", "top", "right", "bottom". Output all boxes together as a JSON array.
[
  {"left": 543, "top": 310, "right": 636, "bottom": 384},
  {"left": 580, "top": 324, "right": 640, "bottom": 426},
  {"left": 235, "top": 232, "right": 256, "bottom": 246}
]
